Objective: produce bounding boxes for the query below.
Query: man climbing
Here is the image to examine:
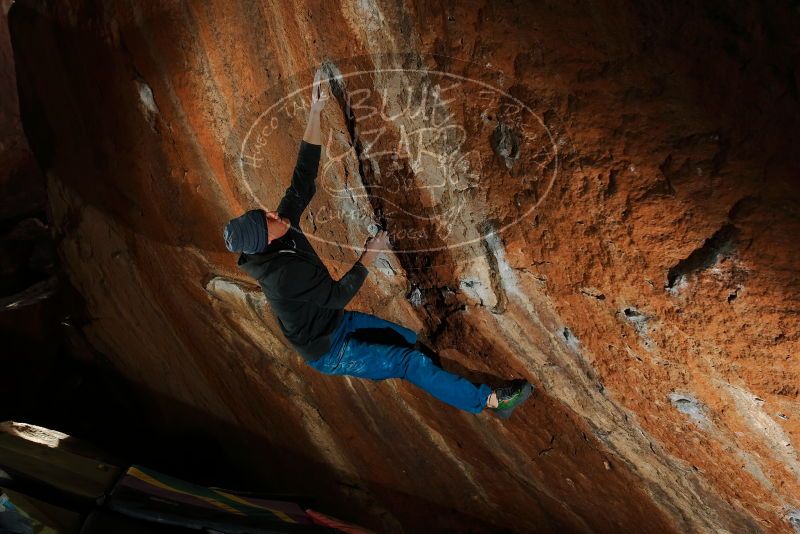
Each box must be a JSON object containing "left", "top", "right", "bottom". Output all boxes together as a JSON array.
[{"left": 223, "top": 70, "right": 533, "bottom": 418}]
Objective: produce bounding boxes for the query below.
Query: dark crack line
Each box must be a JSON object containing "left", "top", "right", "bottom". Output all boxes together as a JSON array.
[
  {"left": 324, "top": 64, "right": 386, "bottom": 229},
  {"left": 665, "top": 223, "right": 738, "bottom": 289},
  {"left": 538, "top": 434, "right": 557, "bottom": 456}
]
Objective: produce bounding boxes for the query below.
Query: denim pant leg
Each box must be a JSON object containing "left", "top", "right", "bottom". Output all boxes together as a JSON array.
[
  {"left": 346, "top": 310, "right": 417, "bottom": 345},
  {"left": 330, "top": 335, "right": 492, "bottom": 414}
]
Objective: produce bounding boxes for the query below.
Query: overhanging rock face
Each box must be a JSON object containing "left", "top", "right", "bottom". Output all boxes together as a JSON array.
[{"left": 9, "top": 1, "right": 799, "bottom": 532}]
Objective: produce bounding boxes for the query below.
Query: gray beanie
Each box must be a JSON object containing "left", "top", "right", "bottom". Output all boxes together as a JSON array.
[{"left": 223, "top": 209, "right": 267, "bottom": 254}]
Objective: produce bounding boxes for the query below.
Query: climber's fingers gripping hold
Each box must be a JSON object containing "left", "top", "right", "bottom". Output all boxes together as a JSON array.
[
  {"left": 311, "top": 67, "right": 330, "bottom": 113},
  {"left": 359, "top": 230, "right": 390, "bottom": 266},
  {"left": 366, "top": 230, "right": 390, "bottom": 250}
]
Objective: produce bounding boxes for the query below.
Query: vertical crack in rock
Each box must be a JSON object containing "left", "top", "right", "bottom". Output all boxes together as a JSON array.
[
  {"left": 322, "top": 60, "right": 462, "bottom": 343},
  {"left": 665, "top": 223, "right": 738, "bottom": 290},
  {"left": 323, "top": 61, "right": 386, "bottom": 229}
]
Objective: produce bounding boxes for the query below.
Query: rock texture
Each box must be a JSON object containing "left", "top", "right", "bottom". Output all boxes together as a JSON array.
[{"left": 8, "top": 1, "right": 799, "bottom": 532}]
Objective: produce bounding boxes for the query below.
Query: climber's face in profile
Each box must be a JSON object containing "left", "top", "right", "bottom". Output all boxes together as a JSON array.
[{"left": 264, "top": 210, "right": 290, "bottom": 244}]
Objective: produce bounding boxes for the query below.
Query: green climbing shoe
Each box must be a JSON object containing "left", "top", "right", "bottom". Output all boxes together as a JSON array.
[{"left": 491, "top": 381, "right": 534, "bottom": 420}]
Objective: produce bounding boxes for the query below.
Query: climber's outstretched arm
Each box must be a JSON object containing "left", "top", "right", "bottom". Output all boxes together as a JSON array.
[
  {"left": 303, "top": 67, "right": 328, "bottom": 144},
  {"left": 277, "top": 70, "right": 329, "bottom": 226}
]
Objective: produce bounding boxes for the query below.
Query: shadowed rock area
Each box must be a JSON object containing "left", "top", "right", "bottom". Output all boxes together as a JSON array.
[{"left": 3, "top": 1, "right": 799, "bottom": 532}]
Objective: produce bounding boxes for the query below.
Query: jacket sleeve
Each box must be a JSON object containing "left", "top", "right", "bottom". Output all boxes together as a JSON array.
[
  {"left": 277, "top": 140, "right": 322, "bottom": 227},
  {"left": 278, "top": 259, "right": 369, "bottom": 309}
]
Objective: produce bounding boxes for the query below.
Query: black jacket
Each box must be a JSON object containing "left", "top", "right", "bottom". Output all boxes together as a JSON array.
[{"left": 236, "top": 141, "right": 369, "bottom": 362}]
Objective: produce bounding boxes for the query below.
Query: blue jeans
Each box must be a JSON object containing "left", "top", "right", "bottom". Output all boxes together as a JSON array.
[{"left": 308, "top": 311, "right": 492, "bottom": 414}]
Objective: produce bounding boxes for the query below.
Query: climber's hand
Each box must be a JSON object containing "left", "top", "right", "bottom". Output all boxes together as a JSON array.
[
  {"left": 359, "top": 230, "right": 389, "bottom": 266},
  {"left": 310, "top": 68, "right": 329, "bottom": 113}
]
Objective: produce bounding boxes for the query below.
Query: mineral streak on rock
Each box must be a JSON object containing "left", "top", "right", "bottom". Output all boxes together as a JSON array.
[
  {"left": 6, "top": 0, "right": 800, "bottom": 532},
  {"left": 668, "top": 392, "right": 709, "bottom": 428}
]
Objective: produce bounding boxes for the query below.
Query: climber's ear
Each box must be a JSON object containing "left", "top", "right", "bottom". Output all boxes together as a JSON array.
[{"left": 264, "top": 210, "right": 288, "bottom": 244}]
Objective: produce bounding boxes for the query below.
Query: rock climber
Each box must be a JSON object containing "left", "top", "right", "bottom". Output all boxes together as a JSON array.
[{"left": 223, "top": 70, "right": 533, "bottom": 418}]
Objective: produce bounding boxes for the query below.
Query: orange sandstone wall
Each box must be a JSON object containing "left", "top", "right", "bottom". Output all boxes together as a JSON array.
[{"left": 8, "top": 1, "right": 799, "bottom": 532}]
